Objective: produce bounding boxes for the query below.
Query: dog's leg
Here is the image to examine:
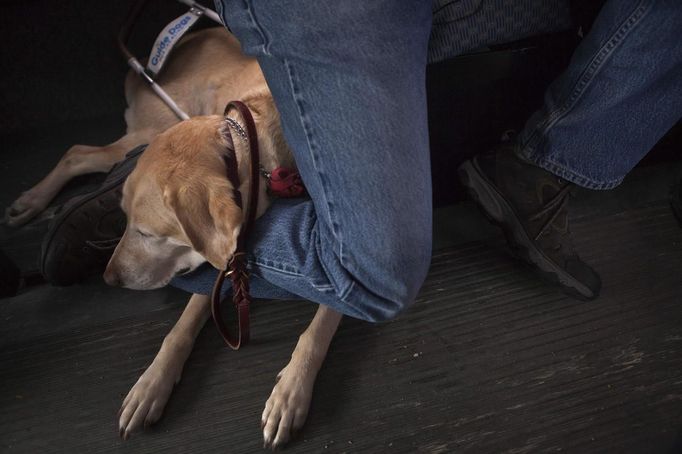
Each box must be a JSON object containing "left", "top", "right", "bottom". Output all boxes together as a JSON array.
[
  {"left": 118, "top": 292, "right": 211, "bottom": 440},
  {"left": 5, "top": 131, "right": 152, "bottom": 227},
  {"left": 262, "top": 304, "right": 343, "bottom": 449}
]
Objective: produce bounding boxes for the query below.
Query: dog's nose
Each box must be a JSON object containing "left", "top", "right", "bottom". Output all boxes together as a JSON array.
[{"left": 103, "top": 268, "right": 121, "bottom": 287}]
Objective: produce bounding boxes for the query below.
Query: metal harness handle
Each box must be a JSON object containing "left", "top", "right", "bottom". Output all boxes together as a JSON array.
[{"left": 118, "top": 0, "right": 223, "bottom": 121}]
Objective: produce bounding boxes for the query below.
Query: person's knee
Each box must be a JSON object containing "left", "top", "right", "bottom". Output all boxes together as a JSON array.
[{"left": 341, "top": 230, "right": 432, "bottom": 323}]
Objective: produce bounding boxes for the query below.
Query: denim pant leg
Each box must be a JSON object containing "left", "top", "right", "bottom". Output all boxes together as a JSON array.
[
  {"left": 172, "top": 0, "right": 433, "bottom": 322},
  {"left": 518, "top": 0, "right": 682, "bottom": 189}
]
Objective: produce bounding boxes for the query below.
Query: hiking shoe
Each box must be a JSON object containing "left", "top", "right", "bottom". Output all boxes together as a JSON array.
[
  {"left": 40, "top": 145, "right": 147, "bottom": 286},
  {"left": 458, "top": 144, "right": 601, "bottom": 300}
]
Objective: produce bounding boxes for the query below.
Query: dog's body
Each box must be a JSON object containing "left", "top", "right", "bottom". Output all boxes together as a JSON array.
[
  {"left": 10, "top": 27, "right": 341, "bottom": 449},
  {"left": 5, "top": 27, "right": 274, "bottom": 226}
]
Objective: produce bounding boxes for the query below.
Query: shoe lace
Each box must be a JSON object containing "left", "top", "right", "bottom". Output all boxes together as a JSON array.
[{"left": 529, "top": 183, "right": 572, "bottom": 242}]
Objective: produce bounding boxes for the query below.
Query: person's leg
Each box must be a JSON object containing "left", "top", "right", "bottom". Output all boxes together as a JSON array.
[
  {"left": 459, "top": 0, "right": 681, "bottom": 300},
  {"left": 173, "top": 0, "right": 433, "bottom": 322},
  {"left": 519, "top": 0, "right": 682, "bottom": 188}
]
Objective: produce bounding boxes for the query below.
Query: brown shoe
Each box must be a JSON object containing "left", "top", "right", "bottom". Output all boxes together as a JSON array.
[
  {"left": 458, "top": 143, "right": 601, "bottom": 300},
  {"left": 40, "top": 145, "right": 146, "bottom": 286}
]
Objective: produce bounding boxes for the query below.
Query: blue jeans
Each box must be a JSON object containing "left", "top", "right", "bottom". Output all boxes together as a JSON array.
[
  {"left": 519, "top": 0, "right": 682, "bottom": 189},
  {"left": 173, "top": 0, "right": 681, "bottom": 321},
  {"left": 173, "top": 0, "right": 433, "bottom": 322}
]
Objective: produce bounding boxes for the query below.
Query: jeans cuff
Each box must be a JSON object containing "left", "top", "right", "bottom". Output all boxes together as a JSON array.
[{"left": 519, "top": 145, "right": 624, "bottom": 190}]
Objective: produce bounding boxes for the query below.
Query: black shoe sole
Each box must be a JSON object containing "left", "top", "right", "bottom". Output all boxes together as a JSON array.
[
  {"left": 458, "top": 158, "right": 598, "bottom": 301},
  {"left": 39, "top": 173, "right": 126, "bottom": 285}
]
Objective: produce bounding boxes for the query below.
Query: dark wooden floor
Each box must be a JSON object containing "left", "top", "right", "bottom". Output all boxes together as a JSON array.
[{"left": 2, "top": 160, "right": 682, "bottom": 453}]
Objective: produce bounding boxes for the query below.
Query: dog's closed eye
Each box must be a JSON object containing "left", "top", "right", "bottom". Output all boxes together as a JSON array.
[{"left": 136, "top": 228, "right": 152, "bottom": 238}]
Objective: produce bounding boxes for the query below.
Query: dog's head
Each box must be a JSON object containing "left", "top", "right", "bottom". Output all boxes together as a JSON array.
[{"left": 103, "top": 116, "right": 244, "bottom": 289}]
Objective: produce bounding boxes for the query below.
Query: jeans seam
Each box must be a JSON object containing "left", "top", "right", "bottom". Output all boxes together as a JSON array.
[
  {"left": 282, "top": 59, "right": 347, "bottom": 261},
  {"left": 250, "top": 258, "right": 337, "bottom": 292},
  {"left": 243, "top": 1, "right": 270, "bottom": 55},
  {"left": 338, "top": 279, "right": 357, "bottom": 302},
  {"left": 528, "top": 155, "right": 624, "bottom": 189},
  {"left": 521, "top": 0, "right": 651, "bottom": 159},
  {"left": 250, "top": 258, "right": 303, "bottom": 277},
  {"left": 249, "top": 259, "right": 336, "bottom": 293}
]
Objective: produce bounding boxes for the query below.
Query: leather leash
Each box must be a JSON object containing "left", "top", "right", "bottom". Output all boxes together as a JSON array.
[{"left": 211, "top": 100, "right": 260, "bottom": 350}]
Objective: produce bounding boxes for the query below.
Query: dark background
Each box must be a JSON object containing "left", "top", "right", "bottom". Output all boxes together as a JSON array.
[{"left": 0, "top": 0, "right": 200, "bottom": 135}]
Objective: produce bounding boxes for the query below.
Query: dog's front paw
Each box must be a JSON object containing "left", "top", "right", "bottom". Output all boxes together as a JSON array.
[
  {"left": 261, "top": 361, "right": 316, "bottom": 450},
  {"left": 118, "top": 359, "right": 180, "bottom": 440},
  {"left": 5, "top": 191, "right": 49, "bottom": 227}
]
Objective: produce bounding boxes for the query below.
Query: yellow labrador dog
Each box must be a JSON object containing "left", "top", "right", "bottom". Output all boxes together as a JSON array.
[
  {"left": 109, "top": 111, "right": 342, "bottom": 449},
  {"left": 11, "top": 27, "right": 342, "bottom": 449}
]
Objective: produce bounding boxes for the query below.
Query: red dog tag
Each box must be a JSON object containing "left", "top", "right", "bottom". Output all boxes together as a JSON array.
[{"left": 267, "top": 167, "right": 306, "bottom": 198}]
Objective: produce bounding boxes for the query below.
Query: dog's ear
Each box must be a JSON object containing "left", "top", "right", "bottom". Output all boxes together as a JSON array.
[
  {"left": 164, "top": 178, "right": 242, "bottom": 269},
  {"left": 239, "top": 94, "right": 292, "bottom": 167}
]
